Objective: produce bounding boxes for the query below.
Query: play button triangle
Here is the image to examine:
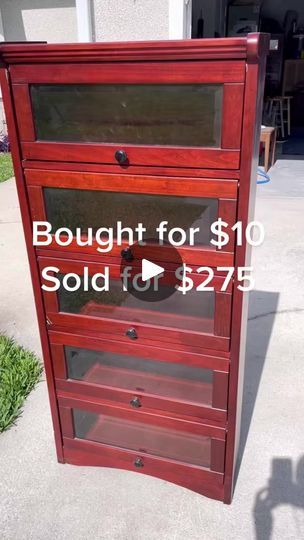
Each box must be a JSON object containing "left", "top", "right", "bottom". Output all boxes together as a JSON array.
[{"left": 141, "top": 259, "right": 164, "bottom": 282}]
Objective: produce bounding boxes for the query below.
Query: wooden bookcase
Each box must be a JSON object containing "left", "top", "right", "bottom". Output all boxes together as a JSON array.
[{"left": 0, "top": 33, "right": 269, "bottom": 504}]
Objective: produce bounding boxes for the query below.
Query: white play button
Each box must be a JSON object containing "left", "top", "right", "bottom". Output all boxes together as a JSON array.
[
  {"left": 141, "top": 259, "right": 164, "bottom": 282},
  {"left": 120, "top": 240, "right": 183, "bottom": 302}
]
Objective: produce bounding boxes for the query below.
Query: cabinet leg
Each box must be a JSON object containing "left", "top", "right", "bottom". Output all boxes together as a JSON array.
[
  {"left": 264, "top": 136, "right": 270, "bottom": 172},
  {"left": 271, "top": 130, "right": 277, "bottom": 167},
  {"left": 279, "top": 100, "right": 285, "bottom": 139}
]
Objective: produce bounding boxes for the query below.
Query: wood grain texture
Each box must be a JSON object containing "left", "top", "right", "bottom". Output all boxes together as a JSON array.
[
  {"left": 36, "top": 245, "right": 234, "bottom": 268},
  {"left": 51, "top": 343, "right": 66, "bottom": 379},
  {"left": 0, "top": 36, "right": 249, "bottom": 65},
  {"left": 56, "top": 379, "right": 227, "bottom": 424},
  {"left": 22, "top": 142, "right": 240, "bottom": 169},
  {"left": 46, "top": 313, "right": 230, "bottom": 352},
  {"left": 63, "top": 439, "right": 225, "bottom": 501},
  {"left": 214, "top": 292, "right": 233, "bottom": 338},
  {"left": 49, "top": 330, "right": 229, "bottom": 372},
  {"left": 211, "top": 438, "right": 226, "bottom": 473},
  {"left": 25, "top": 169, "right": 238, "bottom": 197},
  {"left": 221, "top": 84, "right": 244, "bottom": 149},
  {"left": 59, "top": 407, "right": 74, "bottom": 438},
  {"left": 218, "top": 199, "right": 237, "bottom": 253},
  {"left": 12, "top": 84, "right": 35, "bottom": 141},
  {"left": 49, "top": 330, "right": 230, "bottom": 370},
  {"left": 223, "top": 34, "right": 269, "bottom": 504},
  {"left": 22, "top": 161, "right": 241, "bottom": 179},
  {"left": 0, "top": 68, "right": 64, "bottom": 463},
  {"left": 27, "top": 185, "right": 45, "bottom": 221},
  {"left": 212, "top": 371, "right": 229, "bottom": 411},
  {"left": 58, "top": 394, "right": 226, "bottom": 438},
  {"left": 10, "top": 61, "right": 245, "bottom": 84}
]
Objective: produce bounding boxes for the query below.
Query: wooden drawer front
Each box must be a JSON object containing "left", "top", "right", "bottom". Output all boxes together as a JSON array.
[
  {"left": 39, "top": 256, "right": 232, "bottom": 352},
  {"left": 63, "top": 438, "right": 224, "bottom": 501},
  {"left": 12, "top": 61, "right": 244, "bottom": 169},
  {"left": 26, "top": 169, "right": 237, "bottom": 266},
  {"left": 58, "top": 395, "right": 226, "bottom": 475},
  {"left": 50, "top": 331, "right": 229, "bottom": 423}
]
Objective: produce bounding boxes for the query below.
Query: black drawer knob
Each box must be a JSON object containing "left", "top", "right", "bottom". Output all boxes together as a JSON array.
[
  {"left": 115, "top": 149, "right": 128, "bottom": 164},
  {"left": 126, "top": 328, "right": 138, "bottom": 340},
  {"left": 121, "top": 247, "right": 134, "bottom": 262},
  {"left": 130, "top": 396, "right": 141, "bottom": 408},
  {"left": 134, "top": 457, "right": 144, "bottom": 468}
]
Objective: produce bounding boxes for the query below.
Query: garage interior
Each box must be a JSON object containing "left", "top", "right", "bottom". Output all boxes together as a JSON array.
[{"left": 191, "top": 0, "right": 304, "bottom": 163}]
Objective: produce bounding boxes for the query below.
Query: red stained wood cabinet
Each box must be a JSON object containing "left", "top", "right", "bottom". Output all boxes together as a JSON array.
[{"left": 0, "top": 34, "right": 269, "bottom": 504}]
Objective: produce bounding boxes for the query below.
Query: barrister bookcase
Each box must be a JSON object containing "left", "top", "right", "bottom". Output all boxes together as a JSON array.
[{"left": 0, "top": 34, "right": 269, "bottom": 504}]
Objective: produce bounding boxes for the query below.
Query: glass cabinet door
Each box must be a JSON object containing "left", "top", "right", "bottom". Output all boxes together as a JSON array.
[
  {"left": 12, "top": 61, "right": 244, "bottom": 167},
  {"left": 65, "top": 345, "right": 214, "bottom": 406},
  {"left": 40, "top": 258, "right": 232, "bottom": 351},
  {"left": 43, "top": 187, "right": 218, "bottom": 248},
  {"left": 31, "top": 84, "right": 223, "bottom": 148},
  {"left": 27, "top": 169, "right": 237, "bottom": 265},
  {"left": 51, "top": 333, "right": 229, "bottom": 422},
  {"left": 72, "top": 408, "right": 212, "bottom": 468},
  {"left": 57, "top": 273, "right": 215, "bottom": 334}
]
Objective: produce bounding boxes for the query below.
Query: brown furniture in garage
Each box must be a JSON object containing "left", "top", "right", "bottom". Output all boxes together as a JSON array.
[
  {"left": 260, "top": 126, "right": 276, "bottom": 171},
  {"left": 0, "top": 33, "right": 269, "bottom": 504}
]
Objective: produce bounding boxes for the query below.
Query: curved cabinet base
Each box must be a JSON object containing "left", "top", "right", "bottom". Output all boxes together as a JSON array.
[{"left": 63, "top": 438, "right": 225, "bottom": 502}]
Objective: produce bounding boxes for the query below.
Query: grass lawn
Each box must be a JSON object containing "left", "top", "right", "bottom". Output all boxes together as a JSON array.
[
  {"left": 0, "top": 153, "right": 14, "bottom": 183},
  {"left": 0, "top": 335, "right": 43, "bottom": 432}
]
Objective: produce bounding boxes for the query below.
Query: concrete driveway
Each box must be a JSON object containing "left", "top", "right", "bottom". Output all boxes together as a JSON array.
[{"left": 0, "top": 159, "right": 304, "bottom": 539}]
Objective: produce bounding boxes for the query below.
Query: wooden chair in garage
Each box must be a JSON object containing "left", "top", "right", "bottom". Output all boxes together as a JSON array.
[
  {"left": 267, "top": 96, "right": 292, "bottom": 139},
  {"left": 260, "top": 126, "right": 277, "bottom": 172}
]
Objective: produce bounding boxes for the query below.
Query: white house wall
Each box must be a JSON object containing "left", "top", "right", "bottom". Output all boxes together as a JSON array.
[
  {"left": 0, "top": 0, "right": 77, "bottom": 43},
  {"left": 92, "top": 0, "right": 169, "bottom": 41}
]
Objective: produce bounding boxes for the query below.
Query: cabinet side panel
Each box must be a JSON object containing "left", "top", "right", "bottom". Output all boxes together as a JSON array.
[
  {"left": 224, "top": 37, "right": 268, "bottom": 503},
  {"left": 0, "top": 67, "right": 64, "bottom": 462}
]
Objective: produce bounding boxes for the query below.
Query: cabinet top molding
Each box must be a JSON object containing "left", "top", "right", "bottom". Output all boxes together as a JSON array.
[{"left": 0, "top": 33, "right": 269, "bottom": 66}]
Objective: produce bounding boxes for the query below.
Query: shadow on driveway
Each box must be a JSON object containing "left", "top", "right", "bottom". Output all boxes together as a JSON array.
[
  {"left": 253, "top": 455, "right": 304, "bottom": 540},
  {"left": 234, "top": 290, "right": 280, "bottom": 483}
]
